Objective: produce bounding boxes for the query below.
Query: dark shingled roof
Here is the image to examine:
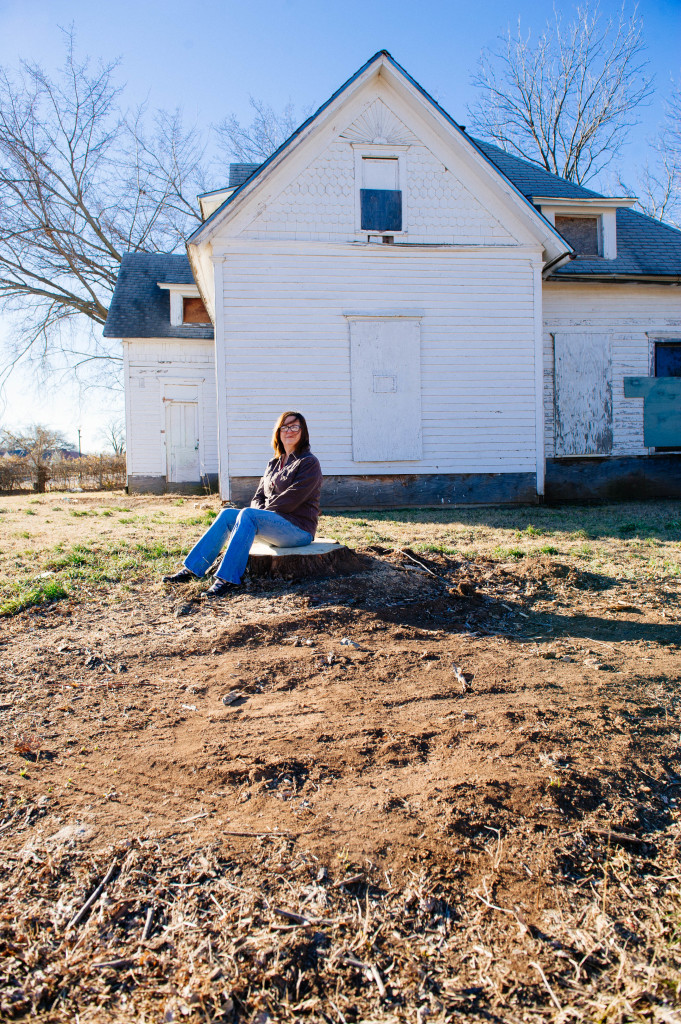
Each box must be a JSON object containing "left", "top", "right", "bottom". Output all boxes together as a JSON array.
[
  {"left": 103, "top": 254, "right": 213, "bottom": 340},
  {"left": 228, "top": 163, "right": 261, "bottom": 188},
  {"left": 473, "top": 138, "right": 681, "bottom": 278}
]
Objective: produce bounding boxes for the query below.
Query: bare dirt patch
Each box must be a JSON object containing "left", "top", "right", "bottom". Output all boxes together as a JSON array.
[{"left": 1, "top": 498, "right": 680, "bottom": 1022}]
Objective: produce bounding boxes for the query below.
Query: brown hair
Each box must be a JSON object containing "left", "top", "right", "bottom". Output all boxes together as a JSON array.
[{"left": 271, "top": 411, "right": 310, "bottom": 457}]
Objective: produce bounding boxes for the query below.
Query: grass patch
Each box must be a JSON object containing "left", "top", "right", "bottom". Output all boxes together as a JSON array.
[
  {"left": 493, "top": 546, "right": 526, "bottom": 560},
  {"left": 0, "top": 579, "right": 68, "bottom": 617},
  {"left": 180, "top": 510, "right": 218, "bottom": 527},
  {"left": 539, "top": 544, "right": 559, "bottom": 555}
]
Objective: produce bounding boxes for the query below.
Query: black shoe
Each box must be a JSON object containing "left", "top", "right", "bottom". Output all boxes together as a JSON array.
[
  {"left": 163, "top": 567, "right": 197, "bottom": 584},
  {"left": 202, "top": 577, "right": 238, "bottom": 600}
]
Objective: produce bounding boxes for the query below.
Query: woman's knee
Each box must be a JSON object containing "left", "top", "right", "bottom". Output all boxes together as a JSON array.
[{"left": 235, "top": 507, "right": 256, "bottom": 527}]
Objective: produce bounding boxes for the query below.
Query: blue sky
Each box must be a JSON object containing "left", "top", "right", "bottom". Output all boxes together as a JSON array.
[{"left": 0, "top": 0, "right": 679, "bottom": 448}]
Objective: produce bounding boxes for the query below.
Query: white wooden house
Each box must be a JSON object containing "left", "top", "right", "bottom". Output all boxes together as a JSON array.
[{"left": 103, "top": 51, "right": 681, "bottom": 505}]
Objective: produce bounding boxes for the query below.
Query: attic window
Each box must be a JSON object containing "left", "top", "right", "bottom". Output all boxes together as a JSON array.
[
  {"left": 182, "top": 297, "right": 210, "bottom": 324},
  {"left": 555, "top": 215, "right": 600, "bottom": 256},
  {"left": 158, "top": 283, "right": 210, "bottom": 326},
  {"left": 360, "top": 157, "right": 402, "bottom": 233}
]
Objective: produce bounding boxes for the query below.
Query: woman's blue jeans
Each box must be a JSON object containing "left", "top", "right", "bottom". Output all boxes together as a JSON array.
[{"left": 183, "top": 507, "right": 312, "bottom": 584}]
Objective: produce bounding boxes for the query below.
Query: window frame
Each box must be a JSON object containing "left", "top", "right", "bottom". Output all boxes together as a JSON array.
[
  {"left": 649, "top": 336, "right": 681, "bottom": 452},
  {"left": 553, "top": 214, "right": 602, "bottom": 258},
  {"left": 352, "top": 144, "right": 409, "bottom": 240},
  {"left": 157, "top": 283, "right": 211, "bottom": 326}
]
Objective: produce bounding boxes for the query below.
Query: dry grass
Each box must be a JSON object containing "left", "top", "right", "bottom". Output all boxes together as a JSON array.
[
  {"left": 1, "top": 493, "right": 679, "bottom": 617},
  {"left": 2, "top": 823, "right": 679, "bottom": 1022}
]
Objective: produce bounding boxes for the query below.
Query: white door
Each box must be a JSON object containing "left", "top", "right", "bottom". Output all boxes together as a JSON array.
[
  {"left": 349, "top": 318, "right": 422, "bottom": 461},
  {"left": 166, "top": 402, "right": 200, "bottom": 482}
]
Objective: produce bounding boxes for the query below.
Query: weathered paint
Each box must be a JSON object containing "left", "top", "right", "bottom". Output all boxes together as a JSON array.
[
  {"left": 229, "top": 472, "right": 538, "bottom": 509},
  {"left": 554, "top": 332, "right": 612, "bottom": 455},
  {"left": 543, "top": 283, "right": 681, "bottom": 459},
  {"left": 623, "top": 377, "right": 681, "bottom": 447},
  {"left": 545, "top": 455, "right": 681, "bottom": 501}
]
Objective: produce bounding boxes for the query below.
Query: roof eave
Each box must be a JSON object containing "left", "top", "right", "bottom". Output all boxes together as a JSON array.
[{"left": 546, "top": 272, "right": 681, "bottom": 284}]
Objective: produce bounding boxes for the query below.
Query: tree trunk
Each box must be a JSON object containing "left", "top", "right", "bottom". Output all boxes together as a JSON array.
[{"left": 247, "top": 543, "right": 365, "bottom": 579}]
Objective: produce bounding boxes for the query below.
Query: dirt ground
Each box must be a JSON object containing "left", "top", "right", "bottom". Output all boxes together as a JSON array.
[{"left": 1, "top": 495, "right": 680, "bottom": 1022}]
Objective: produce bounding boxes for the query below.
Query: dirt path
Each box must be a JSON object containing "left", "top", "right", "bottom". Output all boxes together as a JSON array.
[{"left": 1, "top": 549, "right": 680, "bottom": 1022}]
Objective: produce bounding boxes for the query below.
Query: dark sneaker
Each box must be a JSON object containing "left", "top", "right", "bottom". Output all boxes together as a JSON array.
[
  {"left": 162, "top": 567, "right": 196, "bottom": 584},
  {"left": 202, "top": 577, "right": 238, "bottom": 600}
]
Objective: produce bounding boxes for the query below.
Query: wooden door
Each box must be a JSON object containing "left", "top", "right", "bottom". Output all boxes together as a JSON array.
[
  {"left": 166, "top": 402, "right": 200, "bottom": 482},
  {"left": 349, "top": 318, "right": 422, "bottom": 461}
]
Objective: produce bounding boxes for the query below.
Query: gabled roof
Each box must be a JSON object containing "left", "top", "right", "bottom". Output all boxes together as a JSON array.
[
  {"left": 103, "top": 254, "right": 214, "bottom": 339},
  {"left": 188, "top": 50, "right": 567, "bottom": 259}
]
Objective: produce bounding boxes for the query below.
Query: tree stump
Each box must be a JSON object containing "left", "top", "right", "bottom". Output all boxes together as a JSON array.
[{"left": 247, "top": 538, "right": 363, "bottom": 579}]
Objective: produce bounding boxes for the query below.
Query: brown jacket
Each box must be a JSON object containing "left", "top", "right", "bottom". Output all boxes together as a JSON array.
[{"left": 251, "top": 447, "right": 322, "bottom": 537}]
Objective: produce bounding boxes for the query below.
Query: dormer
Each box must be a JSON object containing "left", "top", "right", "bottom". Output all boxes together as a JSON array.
[
  {"left": 157, "top": 283, "right": 211, "bottom": 326},
  {"left": 533, "top": 196, "right": 637, "bottom": 260}
]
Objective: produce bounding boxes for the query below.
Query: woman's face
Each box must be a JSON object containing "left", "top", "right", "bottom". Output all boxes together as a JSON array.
[{"left": 280, "top": 415, "right": 301, "bottom": 454}]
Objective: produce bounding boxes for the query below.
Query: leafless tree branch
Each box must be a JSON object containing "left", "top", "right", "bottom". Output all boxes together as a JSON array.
[
  {"left": 467, "top": 2, "right": 652, "bottom": 185},
  {"left": 620, "top": 78, "right": 680, "bottom": 226},
  {"left": 0, "top": 30, "right": 207, "bottom": 388},
  {"left": 214, "top": 96, "right": 305, "bottom": 163}
]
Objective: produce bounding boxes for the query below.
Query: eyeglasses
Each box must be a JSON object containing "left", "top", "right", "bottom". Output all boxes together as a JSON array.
[{"left": 280, "top": 423, "right": 301, "bottom": 433}]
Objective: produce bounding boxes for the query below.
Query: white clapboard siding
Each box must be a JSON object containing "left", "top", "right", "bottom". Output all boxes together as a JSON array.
[
  {"left": 124, "top": 339, "right": 218, "bottom": 477},
  {"left": 543, "top": 283, "right": 681, "bottom": 457},
  {"left": 218, "top": 244, "right": 541, "bottom": 476}
]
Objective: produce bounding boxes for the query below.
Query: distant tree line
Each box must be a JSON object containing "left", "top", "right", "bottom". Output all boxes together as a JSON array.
[{"left": 0, "top": 423, "right": 125, "bottom": 492}]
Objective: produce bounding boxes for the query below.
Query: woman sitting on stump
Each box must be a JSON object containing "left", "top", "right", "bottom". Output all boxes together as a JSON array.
[{"left": 164, "top": 411, "right": 322, "bottom": 599}]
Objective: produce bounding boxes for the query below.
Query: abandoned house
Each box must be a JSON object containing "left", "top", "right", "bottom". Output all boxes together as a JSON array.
[{"left": 103, "top": 51, "right": 681, "bottom": 505}]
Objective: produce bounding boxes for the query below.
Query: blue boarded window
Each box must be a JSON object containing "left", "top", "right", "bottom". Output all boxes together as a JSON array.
[{"left": 360, "top": 189, "right": 402, "bottom": 232}]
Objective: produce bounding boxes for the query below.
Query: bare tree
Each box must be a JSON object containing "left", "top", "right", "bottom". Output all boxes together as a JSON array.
[
  {"left": 0, "top": 32, "right": 207, "bottom": 386},
  {"left": 100, "top": 417, "right": 126, "bottom": 456},
  {"left": 623, "top": 80, "right": 680, "bottom": 227},
  {"left": 1, "top": 424, "right": 71, "bottom": 492},
  {"left": 468, "top": 2, "right": 652, "bottom": 185},
  {"left": 215, "top": 96, "right": 304, "bottom": 163}
]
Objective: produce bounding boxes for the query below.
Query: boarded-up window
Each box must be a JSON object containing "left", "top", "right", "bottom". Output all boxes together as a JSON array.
[
  {"left": 182, "top": 297, "right": 210, "bottom": 324},
  {"left": 349, "top": 318, "right": 422, "bottom": 461},
  {"left": 554, "top": 333, "right": 612, "bottom": 455},
  {"left": 555, "top": 216, "right": 600, "bottom": 256}
]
